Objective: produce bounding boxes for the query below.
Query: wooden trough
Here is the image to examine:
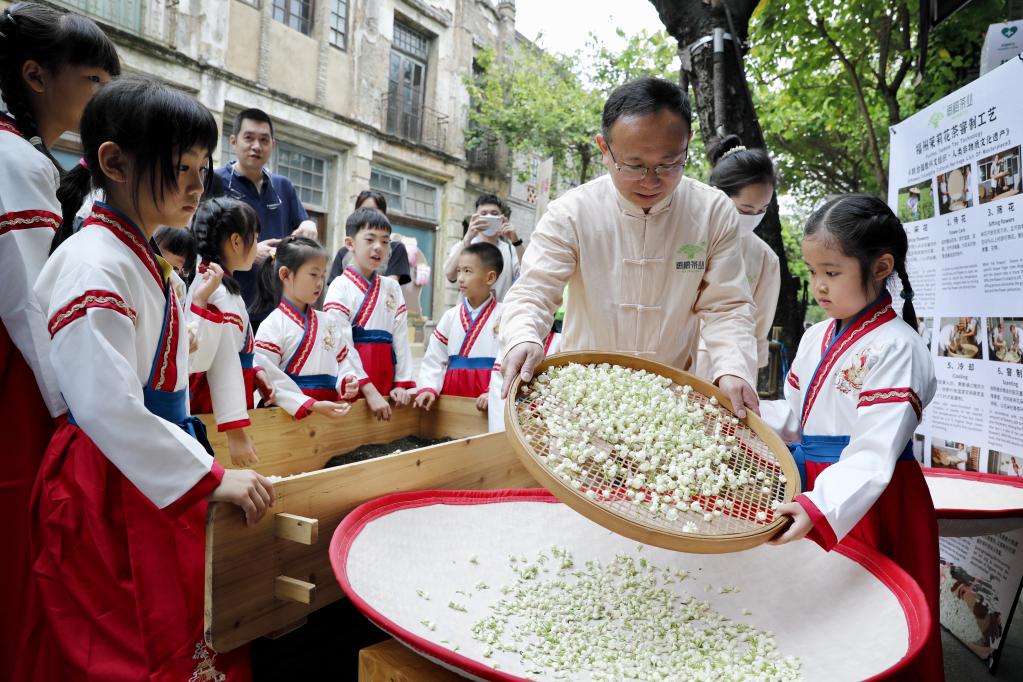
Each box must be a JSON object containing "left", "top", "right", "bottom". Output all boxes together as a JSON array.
[{"left": 201, "top": 398, "right": 535, "bottom": 653}]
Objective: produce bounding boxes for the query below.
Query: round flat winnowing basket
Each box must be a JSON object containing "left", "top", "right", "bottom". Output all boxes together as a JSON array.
[
  {"left": 504, "top": 352, "right": 800, "bottom": 553},
  {"left": 924, "top": 468, "right": 1023, "bottom": 537},
  {"left": 330, "top": 489, "right": 931, "bottom": 682}
]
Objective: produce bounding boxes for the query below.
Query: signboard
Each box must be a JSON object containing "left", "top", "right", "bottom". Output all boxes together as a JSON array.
[
  {"left": 888, "top": 56, "right": 1023, "bottom": 671},
  {"left": 980, "top": 21, "right": 1023, "bottom": 76}
]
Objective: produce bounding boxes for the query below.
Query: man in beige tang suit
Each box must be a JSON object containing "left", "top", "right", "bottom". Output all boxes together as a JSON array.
[{"left": 500, "top": 78, "right": 760, "bottom": 417}]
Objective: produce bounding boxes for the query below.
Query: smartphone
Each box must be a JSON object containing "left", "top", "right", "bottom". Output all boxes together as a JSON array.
[{"left": 480, "top": 214, "right": 502, "bottom": 236}]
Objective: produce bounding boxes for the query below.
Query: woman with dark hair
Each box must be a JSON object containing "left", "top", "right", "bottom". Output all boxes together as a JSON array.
[
  {"left": 34, "top": 76, "right": 266, "bottom": 681},
  {"left": 0, "top": 4, "right": 119, "bottom": 678},
  {"left": 693, "top": 135, "right": 781, "bottom": 378},
  {"left": 326, "top": 189, "right": 413, "bottom": 286}
]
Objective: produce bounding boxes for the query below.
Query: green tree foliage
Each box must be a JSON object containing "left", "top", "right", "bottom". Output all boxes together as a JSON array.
[
  {"left": 465, "top": 30, "right": 688, "bottom": 188},
  {"left": 748, "top": 0, "right": 1008, "bottom": 207}
]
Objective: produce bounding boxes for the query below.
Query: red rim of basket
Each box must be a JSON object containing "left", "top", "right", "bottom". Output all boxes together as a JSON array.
[
  {"left": 330, "top": 488, "right": 930, "bottom": 682},
  {"left": 923, "top": 467, "right": 1023, "bottom": 519}
]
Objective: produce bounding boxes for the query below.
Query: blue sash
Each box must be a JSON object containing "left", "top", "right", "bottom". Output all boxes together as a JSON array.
[
  {"left": 239, "top": 351, "right": 254, "bottom": 369},
  {"left": 67, "top": 386, "right": 212, "bottom": 455},
  {"left": 288, "top": 373, "right": 338, "bottom": 391},
  {"left": 788, "top": 435, "right": 914, "bottom": 491},
  {"left": 448, "top": 355, "right": 496, "bottom": 370}
]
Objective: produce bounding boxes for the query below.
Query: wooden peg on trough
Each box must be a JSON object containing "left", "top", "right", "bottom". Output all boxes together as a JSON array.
[
  {"left": 274, "top": 512, "right": 318, "bottom": 545},
  {"left": 274, "top": 576, "right": 316, "bottom": 604}
]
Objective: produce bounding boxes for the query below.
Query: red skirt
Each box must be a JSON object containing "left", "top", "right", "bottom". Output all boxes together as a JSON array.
[
  {"left": 0, "top": 322, "right": 59, "bottom": 682},
  {"left": 356, "top": 342, "right": 395, "bottom": 395},
  {"left": 32, "top": 423, "right": 251, "bottom": 681},
  {"left": 805, "top": 460, "right": 943, "bottom": 681},
  {"left": 441, "top": 367, "right": 491, "bottom": 398},
  {"left": 189, "top": 366, "right": 257, "bottom": 415}
]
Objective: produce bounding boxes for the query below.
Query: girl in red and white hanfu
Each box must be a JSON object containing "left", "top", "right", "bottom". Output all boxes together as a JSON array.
[
  {"left": 763, "top": 194, "right": 942, "bottom": 680},
  {"left": 33, "top": 77, "right": 272, "bottom": 681},
  {"left": 252, "top": 235, "right": 359, "bottom": 419},
  {"left": 0, "top": 6, "right": 119, "bottom": 679},
  {"left": 187, "top": 197, "right": 303, "bottom": 466},
  {"left": 415, "top": 242, "right": 505, "bottom": 414},
  {"left": 324, "top": 208, "right": 414, "bottom": 420}
]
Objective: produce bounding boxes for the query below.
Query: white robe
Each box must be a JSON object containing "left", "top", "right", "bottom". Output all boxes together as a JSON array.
[
  {"left": 254, "top": 298, "right": 363, "bottom": 417},
  {"left": 187, "top": 270, "right": 307, "bottom": 430},
  {"left": 35, "top": 203, "right": 220, "bottom": 508},
  {"left": 323, "top": 266, "right": 415, "bottom": 392},
  {"left": 0, "top": 115, "right": 64, "bottom": 416},
  {"left": 693, "top": 231, "right": 780, "bottom": 377},
  {"left": 417, "top": 295, "right": 502, "bottom": 398},
  {"left": 760, "top": 294, "right": 937, "bottom": 545},
  {"left": 499, "top": 174, "right": 757, "bottom": 384}
]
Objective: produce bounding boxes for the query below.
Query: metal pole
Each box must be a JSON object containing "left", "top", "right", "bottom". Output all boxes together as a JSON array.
[{"left": 712, "top": 27, "right": 727, "bottom": 137}]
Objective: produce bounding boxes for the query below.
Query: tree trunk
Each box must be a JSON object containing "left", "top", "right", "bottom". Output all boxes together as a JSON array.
[{"left": 649, "top": 0, "right": 806, "bottom": 382}]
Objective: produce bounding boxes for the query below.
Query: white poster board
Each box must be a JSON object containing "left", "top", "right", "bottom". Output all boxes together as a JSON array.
[
  {"left": 980, "top": 22, "right": 1023, "bottom": 76},
  {"left": 888, "top": 56, "right": 1023, "bottom": 670}
]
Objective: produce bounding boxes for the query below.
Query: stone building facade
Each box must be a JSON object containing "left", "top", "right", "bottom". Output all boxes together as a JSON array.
[{"left": 9, "top": 0, "right": 533, "bottom": 322}]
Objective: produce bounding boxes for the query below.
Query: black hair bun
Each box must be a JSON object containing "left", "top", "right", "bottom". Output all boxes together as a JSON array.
[{"left": 709, "top": 134, "right": 745, "bottom": 165}]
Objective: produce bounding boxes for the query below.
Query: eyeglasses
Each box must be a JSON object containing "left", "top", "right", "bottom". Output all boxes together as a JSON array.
[{"left": 606, "top": 144, "right": 688, "bottom": 181}]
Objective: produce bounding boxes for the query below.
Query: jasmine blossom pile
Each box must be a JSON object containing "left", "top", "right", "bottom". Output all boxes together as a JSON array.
[
  {"left": 519, "top": 363, "right": 786, "bottom": 531},
  {"left": 463, "top": 547, "right": 802, "bottom": 681}
]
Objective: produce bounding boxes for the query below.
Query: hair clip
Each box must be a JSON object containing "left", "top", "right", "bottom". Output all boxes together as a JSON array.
[
  {"left": 78, "top": 158, "right": 89, "bottom": 170},
  {"left": 721, "top": 145, "right": 748, "bottom": 159},
  {"left": 900, "top": 289, "right": 914, "bottom": 301}
]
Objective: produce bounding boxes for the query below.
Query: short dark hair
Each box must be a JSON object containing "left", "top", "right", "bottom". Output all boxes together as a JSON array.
[
  {"left": 355, "top": 190, "right": 388, "bottom": 215},
  {"left": 345, "top": 207, "right": 391, "bottom": 237},
  {"left": 475, "top": 193, "right": 503, "bottom": 211},
  {"left": 462, "top": 242, "right": 504, "bottom": 278},
  {"left": 154, "top": 226, "right": 197, "bottom": 279},
  {"left": 601, "top": 78, "right": 692, "bottom": 140},
  {"left": 233, "top": 108, "right": 274, "bottom": 139},
  {"left": 708, "top": 134, "right": 777, "bottom": 197}
]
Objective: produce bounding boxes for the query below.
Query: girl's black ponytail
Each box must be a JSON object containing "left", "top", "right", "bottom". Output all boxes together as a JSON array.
[
  {"left": 895, "top": 264, "right": 918, "bottom": 332},
  {"left": 191, "top": 197, "right": 259, "bottom": 296},
  {"left": 250, "top": 235, "right": 324, "bottom": 320},
  {"left": 51, "top": 162, "right": 92, "bottom": 253}
]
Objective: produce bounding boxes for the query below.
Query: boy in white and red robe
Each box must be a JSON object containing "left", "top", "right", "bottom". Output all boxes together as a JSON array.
[
  {"left": 254, "top": 296, "right": 362, "bottom": 417},
  {"left": 33, "top": 203, "right": 252, "bottom": 680},
  {"left": 415, "top": 243, "right": 504, "bottom": 417},
  {"left": 324, "top": 208, "right": 415, "bottom": 418}
]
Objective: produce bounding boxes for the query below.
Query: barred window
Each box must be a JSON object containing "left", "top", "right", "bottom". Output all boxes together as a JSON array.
[
  {"left": 392, "top": 21, "right": 430, "bottom": 60},
  {"left": 370, "top": 167, "right": 439, "bottom": 221},
  {"left": 276, "top": 143, "right": 327, "bottom": 210},
  {"left": 329, "top": 0, "right": 348, "bottom": 49},
  {"left": 272, "top": 0, "right": 313, "bottom": 35},
  {"left": 56, "top": 0, "right": 143, "bottom": 33}
]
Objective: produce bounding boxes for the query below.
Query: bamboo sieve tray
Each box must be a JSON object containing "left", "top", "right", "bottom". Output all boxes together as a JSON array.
[{"left": 504, "top": 352, "right": 800, "bottom": 553}]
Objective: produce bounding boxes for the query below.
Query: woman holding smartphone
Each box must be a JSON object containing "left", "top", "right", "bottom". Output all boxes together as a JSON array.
[{"left": 444, "top": 193, "right": 523, "bottom": 301}]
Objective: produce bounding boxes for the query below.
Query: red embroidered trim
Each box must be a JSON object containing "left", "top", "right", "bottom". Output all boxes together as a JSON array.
[
  {"left": 152, "top": 286, "right": 180, "bottom": 390},
  {"left": 87, "top": 206, "right": 163, "bottom": 288},
  {"left": 336, "top": 345, "right": 349, "bottom": 363},
  {"left": 0, "top": 209, "right": 61, "bottom": 236},
  {"left": 255, "top": 340, "right": 282, "bottom": 355},
  {"left": 396, "top": 304, "right": 407, "bottom": 317},
  {"left": 277, "top": 299, "right": 306, "bottom": 327},
  {"left": 355, "top": 276, "right": 381, "bottom": 328},
  {"left": 458, "top": 301, "right": 471, "bottom": 332},
  {"left": 801, "top": 299, "right": 896, "bottom": 428},
  {"left": 417, "top": 387, "right": 439, "bottom": 398},
  {"left": 858, "top": 387, "right": 922, "bottom": 420},
  {"left": 344, "top": 267, "right": 369, "bottom": 293},
  {"left": 0, "top": 117, "right": 22, "bottom": 137},
  {"left": 324, "top": 301, "right": 351, "bottom": 317},
  {"left": 242, "top": 330, "right": 255, "bottom": 354},
  {"left": 796, "top": 493, "right": 838, "bottom": 551},
  {"left": 287, "top": 311, "right": 318, "bottom": 374},
  {"left": 48, "top": 290, "right": 137, "bottom": 337},
  {"left": 295, "top": 398, "right": 316, "bottom": 420},
  {"left": 460, "top": 296, "right": 496, "bottom": 357},
  {"left": 221, "top": 312, "right": 244, "bottom": 333},
  {"left": 433, "top": 330, "right": 449, "bottom": 346},
  {"left": 820, "top": 320, "right": 837, "bottom": 356},
  {"left": 393, "top": 381, "right": 416, "bottom": 389},
  {"left": 190, "top": 302, "right": 223, "bottom": 323},
  {"left": 217, "top": 418, "right": 252, "bottom": 432},
  {"left": 787, "top": 371, "right": 800, "bottom": 390}
]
